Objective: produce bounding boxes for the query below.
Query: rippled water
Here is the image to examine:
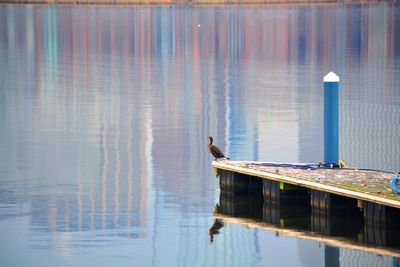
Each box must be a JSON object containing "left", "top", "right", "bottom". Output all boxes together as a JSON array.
[{"left": 1, "top": 3, "right": 400, "bottom": 267}]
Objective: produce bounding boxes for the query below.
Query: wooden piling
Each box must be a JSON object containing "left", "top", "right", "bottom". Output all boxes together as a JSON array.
[
  {"left": 309, "top": 190, "right": 360, "bottom": 215},
  {"left": 219, "top": 169, "right": 262, "bottom": 195},
  {"left": 263, "top": 179, "right": 309, "bottom": 203}
]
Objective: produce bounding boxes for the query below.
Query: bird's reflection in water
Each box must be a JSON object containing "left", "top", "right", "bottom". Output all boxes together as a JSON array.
[{"left": 209, "top": 219, "right": 224, "bottom": 243}]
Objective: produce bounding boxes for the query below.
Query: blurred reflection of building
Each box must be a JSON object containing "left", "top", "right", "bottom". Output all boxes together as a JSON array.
[
  {"left": 1, "top": 3, "right": 399, "bottom": 265},
  {"left": 1, "top": 7, "right": 156, "bottom": 235}
]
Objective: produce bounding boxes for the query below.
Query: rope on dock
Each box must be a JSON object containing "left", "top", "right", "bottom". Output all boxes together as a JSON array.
[
  {"left": 248, "top": 162, "right": 394, "bottom": 174},
  {"left": 248, "top": 162, "right": 343, "bottom": 170},
  {"left": 389, "top": 175, "right": 400, "bottom": 194}
]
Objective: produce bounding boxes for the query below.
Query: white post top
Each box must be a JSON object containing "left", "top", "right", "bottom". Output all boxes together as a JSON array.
[{"left": 323, "top": 71, "right": 340, "bottom": 82}]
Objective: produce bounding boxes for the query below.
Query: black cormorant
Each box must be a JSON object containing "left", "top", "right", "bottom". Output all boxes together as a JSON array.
[{"left": 208, "top": 136, "right": 228, "bottom": 160}]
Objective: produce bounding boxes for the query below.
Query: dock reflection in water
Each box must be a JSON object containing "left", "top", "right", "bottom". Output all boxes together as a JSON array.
[{"left": 214, "top": 191, "right": 400, "bottom": 261}]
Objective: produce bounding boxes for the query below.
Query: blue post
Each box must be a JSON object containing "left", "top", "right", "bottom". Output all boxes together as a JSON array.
[{"left": 324, "top": 71, "right": 339, "bottom": 164}]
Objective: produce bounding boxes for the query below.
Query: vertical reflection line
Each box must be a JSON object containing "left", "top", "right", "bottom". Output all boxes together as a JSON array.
[
  {"left": 72, "top": 9, "right": 78, "bottom": 130},
  {"left": 48, "top": 196, "right": 57, "bottom": 233},
  {"left": 109, "top": 12, "right": 121, "bottom": 230},
  {"left": 89, "top": 175, "right": 95, "bottom": 231},
  {"left": 65, "top": 196, "right": 71, "bottom": 232},
  {"left": 77, "top": 175, "right": 83, "bottom": 231},
  {"left": 62, "top": 196, "right": 72, "bottom": 262},
  {"left": 26, "top": 6, "right": 35, "bottom": 111},
  {"left": 225, "top": 63, "right": 231, "bottom": 155},
  {"left": 127, "top": 98, "right": 133, "bottom": 232},
  {"left": 114, "top": 107, "right": 121, "bottom": 229},
  {"left": 101, "top": 121, "right": 108, "bottom": 230},
  {"left": 143, "top": 106, "right": 153, "bottom": 229},
  {"left": 125, "top": 11, "right": 134, "bottom": 234},
  {"left": 140, "top": 11, "right": 145, "bottom": 62}
]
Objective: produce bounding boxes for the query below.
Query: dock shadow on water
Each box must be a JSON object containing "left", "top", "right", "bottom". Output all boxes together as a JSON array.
[{"left": 213, "top": 188, "right": 400, "bottom": 259}]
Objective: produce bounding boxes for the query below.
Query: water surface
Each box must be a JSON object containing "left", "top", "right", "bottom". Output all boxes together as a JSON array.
[{"left": 1, "top": 3, "right": 400, "bottom": 267}]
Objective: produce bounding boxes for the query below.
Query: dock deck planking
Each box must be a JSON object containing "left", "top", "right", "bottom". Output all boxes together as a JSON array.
[{"left": 212, "top": 160, "right": 400, "bottom": 209}]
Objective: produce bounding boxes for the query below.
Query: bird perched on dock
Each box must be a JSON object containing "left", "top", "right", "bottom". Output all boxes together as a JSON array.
[{"left": 208, "top": 136, "right": 229, "bottom": 160}]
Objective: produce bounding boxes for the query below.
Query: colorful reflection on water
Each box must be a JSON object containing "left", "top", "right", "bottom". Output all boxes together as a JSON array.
[{"left": 0, "top": 3, "right": 400, "bottom": 267}]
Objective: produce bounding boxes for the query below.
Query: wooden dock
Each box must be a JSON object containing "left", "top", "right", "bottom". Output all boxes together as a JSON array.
[
  {"left": 212, "top": 160, "right": 400, "bottom": 229},
  {"left": 212, "top": 162, "right": 400, "bottom": 256},
  {"left": 212, "top": 160, "right": 399, "bottom": 208}
]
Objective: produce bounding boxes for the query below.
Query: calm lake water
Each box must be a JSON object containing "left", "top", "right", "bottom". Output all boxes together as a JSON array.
[{"left": 1, "top": 3, "right": 400, "bottom": 267}]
